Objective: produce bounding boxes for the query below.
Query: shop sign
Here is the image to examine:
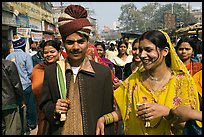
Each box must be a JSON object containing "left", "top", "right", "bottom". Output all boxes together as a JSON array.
[
  {"left": 44, "top": 21, "right": 55, "bottom": 32},
  {"left": 17, "top": 27, "right": 31, "bottom": 38},
  {"left": 29, "top": 18, "right": 42, "bottom": 31},
  {"left": 16, "top": 14, "right": 29, "bottom": 28},
  {"left": 31, "top": 32, "right": 43, "bottom": 42},
  {"left": 44, "top": 34, "right": 54, "bottom": 41},
  {"left": 47, "top": 24, "right": 55, "bottom": 32}
]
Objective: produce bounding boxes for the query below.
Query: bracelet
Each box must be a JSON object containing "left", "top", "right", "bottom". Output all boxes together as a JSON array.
[
  {"left": 164, "top": 108, "right": 175, "bottom": 121},
  {"left": 103, "top": 113, "right": 114, "bottom": 125}
]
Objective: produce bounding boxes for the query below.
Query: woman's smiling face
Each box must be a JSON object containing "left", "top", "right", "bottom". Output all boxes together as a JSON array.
[
  {"left": 139, "top": 39, "right": 165, "bottom": 70},
  {"left": 43, "top": 45, "right": 60, "bottom": 64},
  {"left": 132, "top": 42, "right": 141, "bottom": 62}
]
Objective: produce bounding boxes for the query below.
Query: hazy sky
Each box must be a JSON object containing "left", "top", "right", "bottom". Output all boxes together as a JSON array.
[{"left": 52, "top": 2, "right": 202, "bottom": 32}]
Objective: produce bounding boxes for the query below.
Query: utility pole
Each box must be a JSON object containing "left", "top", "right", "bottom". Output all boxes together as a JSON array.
[
  {"left": 171, "top": 2, "right": 174, "bottom": 14},
  {"left": 187, "top": 2, "right": 190, "bottom": 25},
  {"left": 60, "top": 2, "right": 63, "bottom": 14}
]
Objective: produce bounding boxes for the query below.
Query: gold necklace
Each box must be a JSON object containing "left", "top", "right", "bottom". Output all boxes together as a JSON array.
[
  {"left": 148, "top": 71, "right": 163, "bottom": 81},
  {"left": 147, "top": 69, "right": 172, "bottom": 93}
]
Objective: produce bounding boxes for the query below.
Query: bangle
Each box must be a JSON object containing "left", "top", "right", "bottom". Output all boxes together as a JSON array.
[
  {"left": 103, "top": 113, "right": 114, "bottom": 125},
  {"left": 164, "top": 108, "right": 174, "bottom": 121},
  {"left": 164, "top": 108, "right": 181, "bottom": 123}
]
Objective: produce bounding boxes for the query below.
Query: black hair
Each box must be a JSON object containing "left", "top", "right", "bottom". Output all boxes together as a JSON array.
[
  {"left": 117, "top": 40, "right": 129, "bottom": 56},
  {"left": 175, "top": 36, "right": 198, "bottom": 56},
  {"left": 42, "top": 39, "right": 61, "bottom": 52},
  {"left": 139, "top": 30, "right": 171, "bottom": 67},
  {"left": 132, "top": 38, "right": 139, "bottom": 47},
  {"left": 39, "top": 40, "right": 45, "bottom": 49},
  {"left": 110, "top": 43, "right": 114, "bottom": 47},
  {"left": 123, "top": 36, "right": 129, "bottom": 40},
  {"left": 94, "top": 41, "right": 106, "bottom": 51}
]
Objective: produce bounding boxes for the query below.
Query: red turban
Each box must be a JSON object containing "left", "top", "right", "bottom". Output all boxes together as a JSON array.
[{"left": 58, "top": 5, "right": 92, "bottom": 39}]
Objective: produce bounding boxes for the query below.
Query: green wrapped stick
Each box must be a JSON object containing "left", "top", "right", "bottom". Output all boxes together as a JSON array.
[{"left": 57, "top": 60, "right": 67, "bottom": 121}]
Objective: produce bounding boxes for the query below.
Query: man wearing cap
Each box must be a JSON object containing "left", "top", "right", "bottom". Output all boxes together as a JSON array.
[
  {"left": 39, "top": 5, "right": 115, "bottom": 135},
  {"left": 6, "top": 36, "right": 37, "bottom": 134},
  {"left": 105, "top": 41, "right": 118, "bottom": 63}
]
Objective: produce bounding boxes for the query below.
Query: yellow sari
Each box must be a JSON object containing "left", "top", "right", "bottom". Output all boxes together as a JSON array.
[
  {"left": 193, "top": 70, "right": 202, "bottom": 97},
  {"left": 114, "top": 30, "right": 201, "bottom": 135}
]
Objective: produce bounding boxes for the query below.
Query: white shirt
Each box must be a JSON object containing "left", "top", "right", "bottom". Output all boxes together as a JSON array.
[
  {"left": 105, "top": 48, "right": 118, "bottom": 63},
  {"left": 112, "top": 55, "right": 133, "bottom": 67},
  {"left": 71, "top": 66, "right": 80, "bottom": 83}
]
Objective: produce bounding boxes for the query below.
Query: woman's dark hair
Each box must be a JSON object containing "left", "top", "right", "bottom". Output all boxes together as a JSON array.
[
  {"left": 39, "top": 40, "right": 45, "bottom": 49},
  {"left": 117, "top": 40, "right": 129, "bottom": 56},
  {"left": 139, "top": 30, "right": 171, "bottom": 67},
  {"left": 175, "top": 36, "right": 198, "bottom": 56},
  {"left": 94, "top": 41, "right": 106, "bottom": 51},
  {"left": 132, "top": 38, "right": 139, "bottom": 47},
  {"left": 42, "top": 39, "right": 61, "bottom": 52},
  {"left": 123, "top": 36, "right": 129, "bottom": 40}
]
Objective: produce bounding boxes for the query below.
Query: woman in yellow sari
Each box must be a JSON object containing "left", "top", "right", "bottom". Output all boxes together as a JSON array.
[{"left": 96, "top": 30, "right": 201, "bottom": 135}]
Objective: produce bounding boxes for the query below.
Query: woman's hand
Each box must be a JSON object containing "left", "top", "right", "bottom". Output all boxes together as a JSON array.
[
  {"left": 21, "top": 103, "right": 26, "bottom": 109},
  {"left": 136, "top": 103, "right": 170, "bottom": 121},
  {"left": 113, "top": 77, "right": 121, "bottom": 90},
  {"left": 173, "top": 105, "right": 202, "bottom": 122},
  {"left": 55, "top": 98, "right": 71, "bottom": 114},
  {"left": 96, "top": 116, "right": 105, "bottom": 135}
]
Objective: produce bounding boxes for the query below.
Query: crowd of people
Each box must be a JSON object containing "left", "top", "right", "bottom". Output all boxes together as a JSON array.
[{"left": 2, "top": 4, "right": 202, "bottom": 135}]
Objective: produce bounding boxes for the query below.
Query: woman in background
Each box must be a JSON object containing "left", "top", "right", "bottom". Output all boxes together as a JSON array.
[
  {"left": 112, "top": 40, "right": 133, "bottom": 80},
  {"left": 123, "top": 38, "right": 143, "bottom": 80},
  {"left": 31, "top": 40, "right": 61, "bottom": 135},
  {"left": 175, "top": 36, "right": 202, "bottom": 76},
  {"left": 175, "top": 37, "right": 202, "bottom": 132},
  {"left": 94, "top": 41, "right": 115, "bottom": 72}
]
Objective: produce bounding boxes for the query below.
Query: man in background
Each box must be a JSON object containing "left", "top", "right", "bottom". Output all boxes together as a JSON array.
[{"left": 6, "top": 36, "right": 37, "bottom": 134}]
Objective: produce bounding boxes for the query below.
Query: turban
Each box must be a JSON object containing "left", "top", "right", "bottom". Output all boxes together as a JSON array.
[{"left": 58, "top": 5, "right": 92, "bottom": 39}]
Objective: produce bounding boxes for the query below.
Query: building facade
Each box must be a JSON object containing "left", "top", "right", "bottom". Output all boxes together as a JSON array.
[{"left": 2, "top": 2, "right": 55, "bottom": 53}]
